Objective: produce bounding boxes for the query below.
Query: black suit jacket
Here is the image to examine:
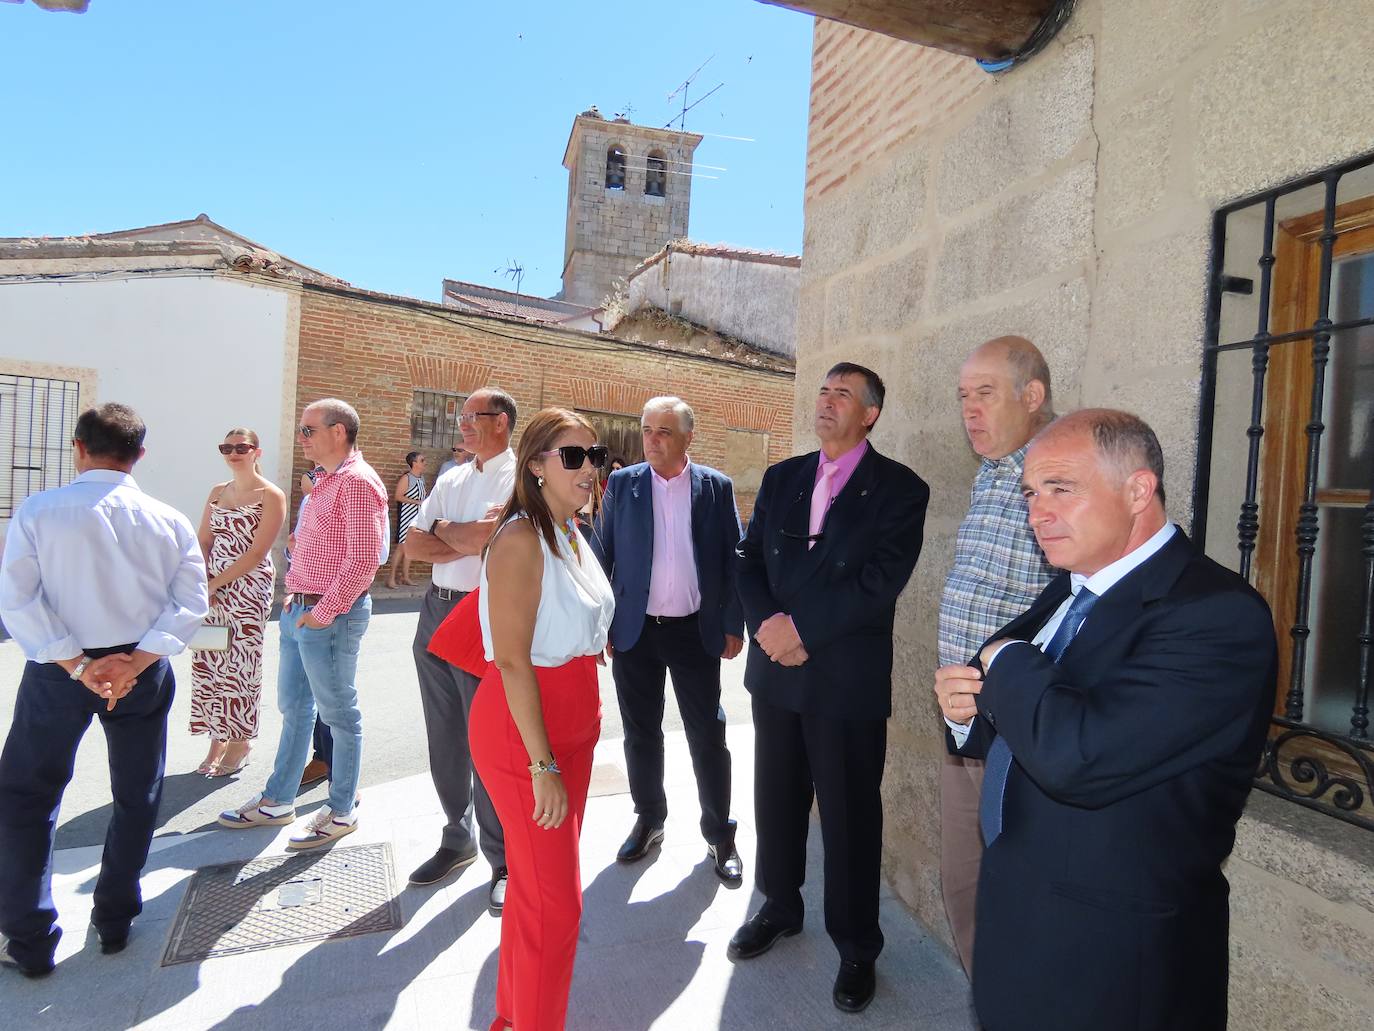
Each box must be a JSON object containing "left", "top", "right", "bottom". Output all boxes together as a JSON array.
[
  {"left": 736, "top": 444, "right": 928, "bottom": 719},
  {"left": 951, "top": 529, "right": 1275, "bottom": 1031}
]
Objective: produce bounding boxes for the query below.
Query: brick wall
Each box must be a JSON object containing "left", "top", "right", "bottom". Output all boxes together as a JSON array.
[
  {"left": 294, "top": 285, "right": 795, "bottom": 584},
  {"left": 805, "top": 19, "right": 986, "bottom": 202}
]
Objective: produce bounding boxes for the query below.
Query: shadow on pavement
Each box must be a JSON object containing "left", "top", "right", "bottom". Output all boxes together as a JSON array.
[{"left": 55, "top": 770, "right": 233, "bottom": 850}]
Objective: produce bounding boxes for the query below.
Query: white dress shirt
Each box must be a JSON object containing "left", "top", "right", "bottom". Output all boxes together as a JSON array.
[
  {"left": 947, "top": 522, "right": 1179, "bottom": 746},
  {"left": 0, "top": 469, "right": 209, "bottom": 662},
  {"left": 646, "top": 461, "right": 702, "bottom": 617},
  {"left": 416, "top": 449, "right": 516, "bottom": 591}
]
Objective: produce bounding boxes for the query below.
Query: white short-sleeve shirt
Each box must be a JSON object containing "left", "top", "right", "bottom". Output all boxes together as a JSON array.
[{"left": 416, "top": 449, "right": 517, "bottom": 591}]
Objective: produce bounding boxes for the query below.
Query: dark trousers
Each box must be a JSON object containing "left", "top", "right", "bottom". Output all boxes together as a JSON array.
[
  {"left": 0, "top": 648, "right": 173, "bottom": 968},
  {"left": 312, "top": 717, "right": 332, "bottom": 769},
  {"left": 413, "top": 588, "right": 503, "bottom": 867},
  {"left": 611, "top": 614, "right": 733, "bottom": 845},
  {"left": 751, "top": 693, "right": 887, "bottom": 963}
]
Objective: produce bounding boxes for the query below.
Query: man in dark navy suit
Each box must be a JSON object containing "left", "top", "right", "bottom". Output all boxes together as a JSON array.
[
  {"left": 731, "top": 363, "right": 929, "bottom": 1015},
  {"left": 935, "top": 408, "right": 1275, "bottom": 1031},
  {"left": 591, "top": 396, "right": 745, "bottom": 884}
]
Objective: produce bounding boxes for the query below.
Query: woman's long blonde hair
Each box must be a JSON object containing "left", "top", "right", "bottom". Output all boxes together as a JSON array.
[{"left": 486, "top": 408, "right": 599, "bottom": 559}]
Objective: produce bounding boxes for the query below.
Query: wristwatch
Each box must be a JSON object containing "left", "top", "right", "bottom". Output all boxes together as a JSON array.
[{"left": 69, "top": 655, "right": 92, "bottom": 681}]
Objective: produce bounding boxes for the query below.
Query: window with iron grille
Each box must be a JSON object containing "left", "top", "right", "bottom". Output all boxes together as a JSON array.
[
  {"left": 1194, "top": 150, "right": 1374, "bottom": 831},
  {"left": 411, "top": 390, "right": 466, "bottom": 449},
  {"left": 0, "top": 374, "right": 79, "bottom": 525}
]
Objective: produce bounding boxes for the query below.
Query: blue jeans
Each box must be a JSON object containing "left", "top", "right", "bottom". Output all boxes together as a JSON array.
[{"left": 265, "top": 594, "right": 370, "bottom": 814}]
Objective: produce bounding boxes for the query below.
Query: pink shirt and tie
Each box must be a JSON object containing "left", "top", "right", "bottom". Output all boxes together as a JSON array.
[
  {"left": 647, "top": 460, "right": 702, "bottom": 618},
  {"left": 779, "top": 439, "right": 869, "bottom": 640}
]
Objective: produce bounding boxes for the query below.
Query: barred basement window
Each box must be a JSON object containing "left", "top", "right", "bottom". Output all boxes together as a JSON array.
[
  {"left": 1194, "top": 149, "right": 1374, "bottom": 831},
  {"left": 645, "top": 152, "right": 667, "bottom": 197},
  {"left": 605, "top": 146, "right": 627, "bottom": 191},
  {"left": 411, "top": 389, "right": 466, "bottom": 449}
]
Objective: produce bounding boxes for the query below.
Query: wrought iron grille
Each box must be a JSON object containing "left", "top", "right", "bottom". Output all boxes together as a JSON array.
[
  {"left": 0, "top": 374, "right": 79, "bottom": 522},
  {"left": 410, "top": 389, "right": 465, "bottom": 449},
  {"left": 1194, "top": 150, "right": 1374, "bottom": 832}
]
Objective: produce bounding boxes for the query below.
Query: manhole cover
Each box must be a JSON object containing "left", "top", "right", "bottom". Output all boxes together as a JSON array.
[{"left": 162, "top": 842, "right": 402, "bottom": 965}]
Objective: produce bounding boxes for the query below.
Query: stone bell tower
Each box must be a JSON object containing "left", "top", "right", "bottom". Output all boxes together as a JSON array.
[{"left": 560, "top": 107, "right": 703, "bottom": 306}]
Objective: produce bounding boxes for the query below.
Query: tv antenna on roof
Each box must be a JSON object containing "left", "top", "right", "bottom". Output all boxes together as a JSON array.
[
  {"left": 495, "top": 259, "right": 525, "bottom": 314},
  {"left": 666, "top": 54, "right": 724, "bottom": 132}
]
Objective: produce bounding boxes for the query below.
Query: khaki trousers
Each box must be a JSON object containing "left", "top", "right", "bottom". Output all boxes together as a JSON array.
[{"left": 940, "top": 752, "right": 985, "bottom": 978}]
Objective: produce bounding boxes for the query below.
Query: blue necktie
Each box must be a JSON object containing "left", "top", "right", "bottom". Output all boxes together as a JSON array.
[{"left": 979, "top": 587, "right": 1099, "bottom": 845}]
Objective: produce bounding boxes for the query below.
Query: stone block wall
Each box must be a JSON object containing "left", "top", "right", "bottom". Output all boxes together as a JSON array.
[{"left": 798, "top": 0, "right": 1374, "bottom": 1020}]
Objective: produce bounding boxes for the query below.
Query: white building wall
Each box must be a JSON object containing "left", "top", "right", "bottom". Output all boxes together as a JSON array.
[
  {"left": 627, "top": 251, "right": 800, "bottom": 357},
  {"left": 0, "top": 273, "right": 295, "bottom": 525}
]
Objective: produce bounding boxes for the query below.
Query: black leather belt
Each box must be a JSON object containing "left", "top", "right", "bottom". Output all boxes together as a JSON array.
[
  {"left": 649, "top": 612, "right": 698, "bottom": 625},
  {"left": 431, "top": 586, "right": 469, "bottom": 602},
  {"left": 285, "top": 591, "right": 368, "bottom": 609}
]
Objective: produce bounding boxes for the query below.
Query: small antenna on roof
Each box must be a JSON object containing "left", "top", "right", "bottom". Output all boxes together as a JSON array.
[
  {"left": 665, "top": 55, "right": 724, "bottom": 132},
  {"left": 495, "top": 259, "right": 525, "bottom": 315}
]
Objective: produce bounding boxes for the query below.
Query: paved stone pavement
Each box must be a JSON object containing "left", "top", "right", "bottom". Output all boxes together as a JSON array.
[{"left": 0, "top": 608, "right": 975, "bottom": 1030}]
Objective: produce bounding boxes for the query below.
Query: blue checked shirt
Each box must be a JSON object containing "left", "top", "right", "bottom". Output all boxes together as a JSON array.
[{"left": 937, "top": 445, "right": 1057, "bottom": 667}]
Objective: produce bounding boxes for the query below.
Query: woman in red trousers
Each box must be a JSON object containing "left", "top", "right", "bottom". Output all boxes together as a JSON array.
[{"left": 470, "top": 408, "right": 614, "bottom": 1031}]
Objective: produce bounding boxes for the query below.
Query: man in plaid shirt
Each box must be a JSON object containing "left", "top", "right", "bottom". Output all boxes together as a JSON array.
[
  {"left": 220, "top": 398, "right": 387, "bottom": 849},
  {"left": 938, "top": 337, "right": 1056, "bottom": 976}
]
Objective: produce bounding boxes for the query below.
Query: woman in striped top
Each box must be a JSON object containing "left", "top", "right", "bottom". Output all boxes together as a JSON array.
[{"left": 385, "top": 450, "right": 427, "bottom": 589}]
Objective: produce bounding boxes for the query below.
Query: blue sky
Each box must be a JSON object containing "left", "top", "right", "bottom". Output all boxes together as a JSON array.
[{"left": 0, "top": 1, "right": 814, "bottom": 301}]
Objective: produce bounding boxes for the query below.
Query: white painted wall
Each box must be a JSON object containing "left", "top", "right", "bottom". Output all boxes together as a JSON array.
[
  {"left": 0, "top": 273, "right": 294, "bottom": 524},
  {"left": 627, "top": 251, "right": 799, "bottom": 356}
]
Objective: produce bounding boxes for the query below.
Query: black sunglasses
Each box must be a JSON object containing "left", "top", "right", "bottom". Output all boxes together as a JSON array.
[
  {"left": 218, "top": 443, "right": 256, "bottom": 455},
  {"left": 541, "top": 445, "right": 609, "bottom": 470}
]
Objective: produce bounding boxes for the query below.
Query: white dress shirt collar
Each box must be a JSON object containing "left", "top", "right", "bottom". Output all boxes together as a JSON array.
[
  {"left": 1072, "top": 521, "right": 1178, "bottom": 599},
  {"left": 75, "top": 468, "right": 137, "bottom": 488}
]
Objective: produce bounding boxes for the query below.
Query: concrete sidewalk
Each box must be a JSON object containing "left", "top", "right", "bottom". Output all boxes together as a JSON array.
[{"left": 2, "top": 723, "right": 975, "bottom": 1030}]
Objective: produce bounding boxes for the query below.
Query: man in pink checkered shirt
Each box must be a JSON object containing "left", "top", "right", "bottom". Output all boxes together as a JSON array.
[{"left": 220, "top": 398, "right": 387, "bottom": 850}]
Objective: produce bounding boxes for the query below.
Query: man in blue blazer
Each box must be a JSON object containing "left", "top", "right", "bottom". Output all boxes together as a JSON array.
[{"left": 591, "top": 396, "right": 746, "bottom": 884}]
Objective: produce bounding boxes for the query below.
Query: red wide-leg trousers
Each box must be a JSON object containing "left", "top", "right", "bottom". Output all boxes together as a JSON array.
[{"left": 470, "top": 655, "right": 601, "bottom": 1031}]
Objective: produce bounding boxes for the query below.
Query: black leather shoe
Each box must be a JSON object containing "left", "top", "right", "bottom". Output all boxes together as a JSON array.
[
  {"left": 408, "top": 845, "right": 478, "bottom": 886},
  {"left": 488, "top": 866, "right": 508, "bottom": 916},
  {"left": 90, "top": 918, "right": 130, "bottom": 955},
  {"left": 833, "top": 959, "right": 876, "bottom": 1013},
  {"left": 727, "top": 912, "right": 801, "bottom": 960},
  {"left": 616, "top": 819, "right": 664, "bottom": 863},
  {"left": 707, "top": 841, "right": 743, "bottom": 886},
  {"left": 0, "top": 944, "right": 54, "bottom": 979}
]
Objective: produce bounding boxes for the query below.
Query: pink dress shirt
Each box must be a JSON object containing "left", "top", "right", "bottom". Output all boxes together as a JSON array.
[
  {"left": 646, "top": 460, "right": 701, "bottom": 618},
  {"left": 781, "top": 439, "right": 870, "bottom": 643}
]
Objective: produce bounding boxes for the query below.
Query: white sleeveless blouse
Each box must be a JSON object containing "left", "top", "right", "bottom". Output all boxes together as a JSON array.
[{"left": 479, "top": 515, "right": 615, "bottom": 667}]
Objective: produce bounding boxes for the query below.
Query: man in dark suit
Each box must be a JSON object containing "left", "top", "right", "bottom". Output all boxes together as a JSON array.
[
  {"left": 935, "top": 408, "right": 1275, "bottom": 1031},
  {"left": 730, "top": 362, "right": 929, "bottom": 1015},
  {"left": 591, "top": 396, "right": 745, "bottom": 883}
]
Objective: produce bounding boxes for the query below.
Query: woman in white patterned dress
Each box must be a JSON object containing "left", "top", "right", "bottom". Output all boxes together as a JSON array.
[
  {"left": 190, "top": 428, "right": 286, "bottom": 777},
  {"left": 385, "top": 450, "right": 427, "bottom": 589}
]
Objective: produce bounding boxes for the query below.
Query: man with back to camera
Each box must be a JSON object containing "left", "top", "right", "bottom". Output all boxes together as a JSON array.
[
  {"left": 402, "top": 388, "right": 517, "bottom": 912},
  {"left": 591, "top": 395, "right": 745, "bottom": 884},
  {"left": 938, "top": 335, "right": 1057, "bottom": 976},
  {"left": 731, "top": 362, "right": 929, "bottom": 1014},
  {"left": 935, "top": 409, "right": 1276, "bottom": 1030},
  {"left": 0, "top": 402, "right": 208, "bottom": 975}
]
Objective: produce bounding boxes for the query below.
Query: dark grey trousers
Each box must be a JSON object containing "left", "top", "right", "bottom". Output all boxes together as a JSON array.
[{"left": 412, "top": 588, "right": 504, "bottom": 868}]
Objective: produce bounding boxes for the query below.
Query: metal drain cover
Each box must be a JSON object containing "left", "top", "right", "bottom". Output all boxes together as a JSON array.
[{"left": 162, "top": 842, "right": 402, "bottom": 965}]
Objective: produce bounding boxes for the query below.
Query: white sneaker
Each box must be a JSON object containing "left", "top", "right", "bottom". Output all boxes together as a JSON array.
[
  {"left": 217, "top": 794, "right": 295, "bottom": 829},
  {"left": 287, "top": 808, "right": 358, "bottom": 851}
]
